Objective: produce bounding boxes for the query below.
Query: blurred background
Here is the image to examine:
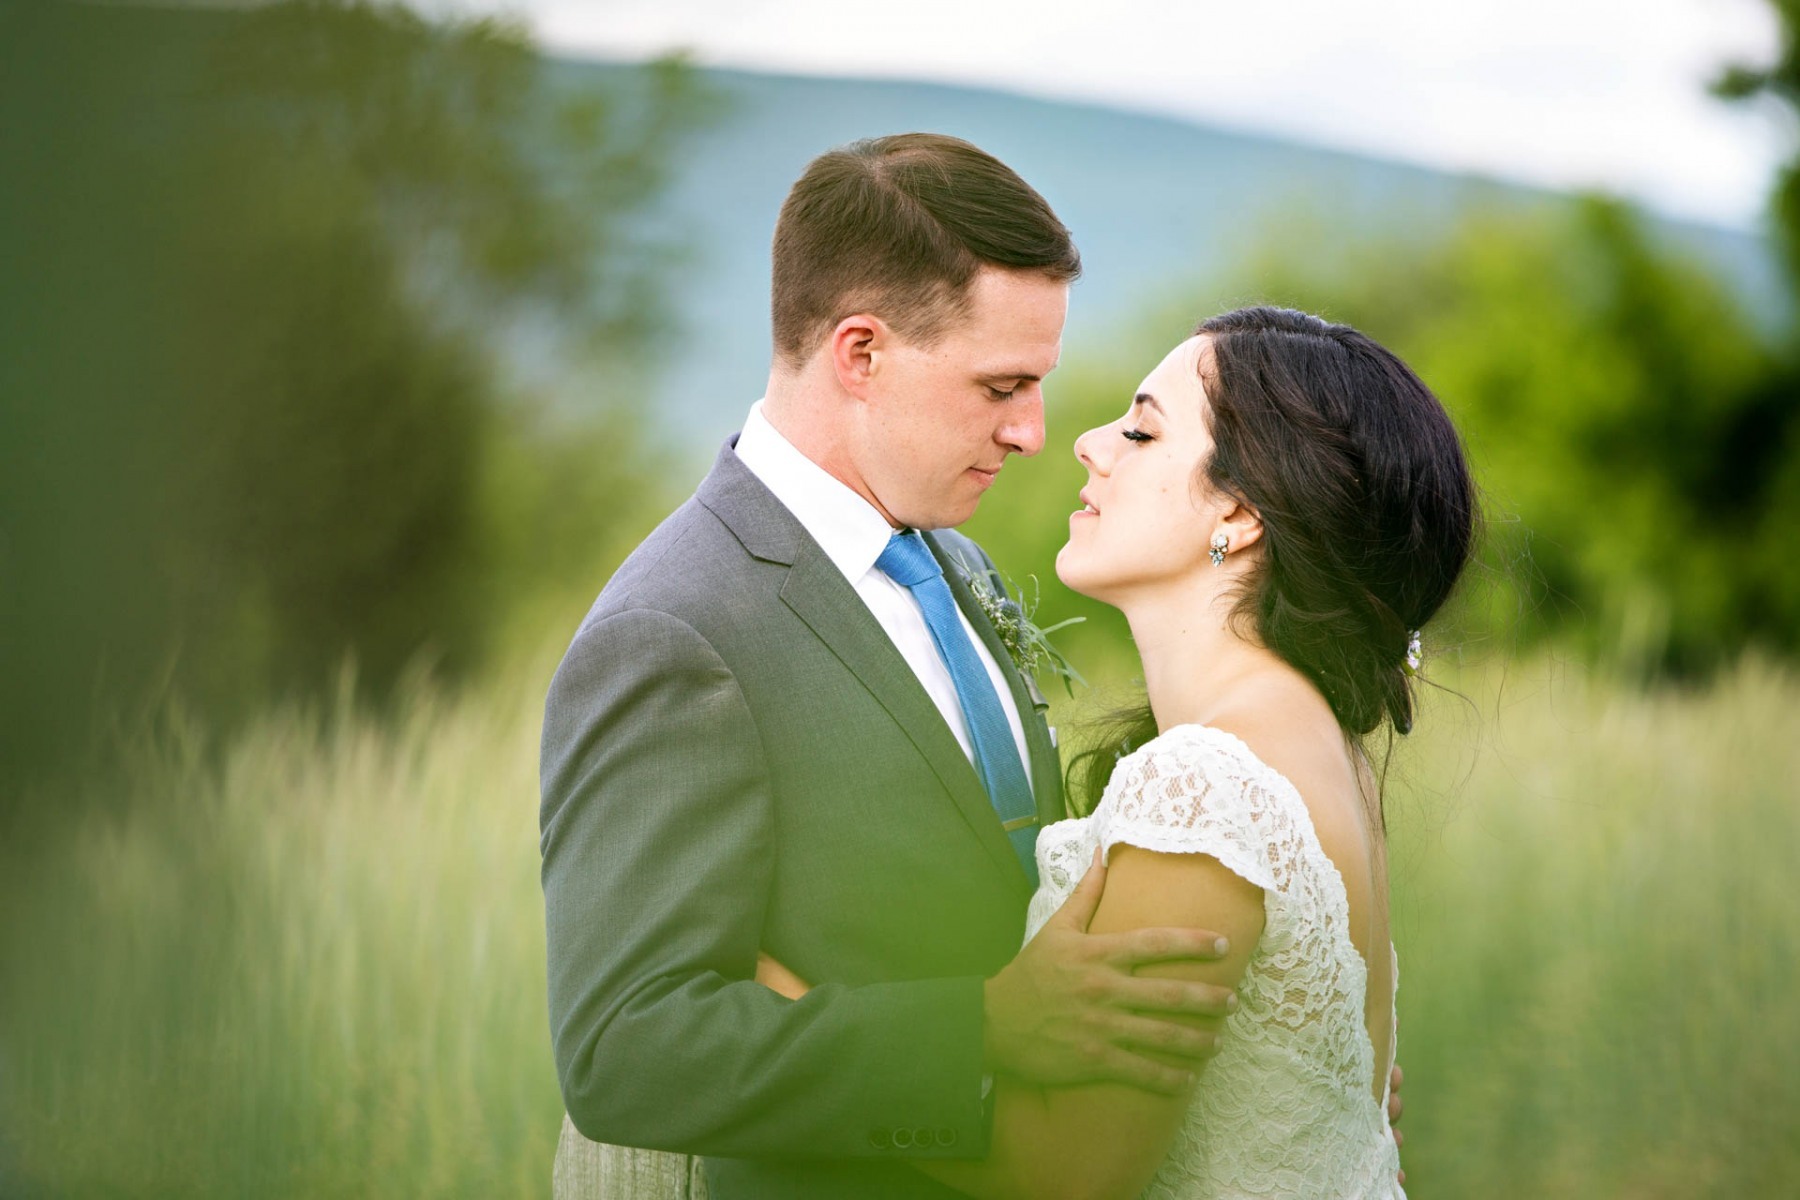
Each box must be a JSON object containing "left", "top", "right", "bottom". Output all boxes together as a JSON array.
[{"left": 2, "top": 0, "right": 1797, "bottom": 1195}]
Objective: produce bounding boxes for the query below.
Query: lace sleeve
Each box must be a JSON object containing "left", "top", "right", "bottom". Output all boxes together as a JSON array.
[{"left": 1094, "top": 726, "right": 1308, "bottom": 944}]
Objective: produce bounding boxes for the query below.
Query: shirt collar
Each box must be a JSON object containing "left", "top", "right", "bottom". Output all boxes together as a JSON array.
[{"left": 734, "top": 400, "right": 897, "bottom": 585}]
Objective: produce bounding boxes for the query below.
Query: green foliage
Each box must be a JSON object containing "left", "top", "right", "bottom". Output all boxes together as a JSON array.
[
  {"left": 963, "top": 569, "right": 1087, "bottom": 696},
  {"left": 1233, "top": 198, "right": 1796, "bottom": 671},
  {"left": 970, "top": 199, "right": 1799, "bottom": 676},
  {"left": 1715, "top": 1, "right": 1800, "bottom": 293},
  {"left": 1708, "top": 0, "right": 1800, "bottom": 664},
  {"left": 0, "top": 1, "right": 710, "bottom": 778},
  {"left": 2, "top": 648, "right": 1794, "bottom": 1195}
]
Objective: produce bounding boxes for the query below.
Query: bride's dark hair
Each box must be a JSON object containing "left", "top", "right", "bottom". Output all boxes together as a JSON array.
[{"left": 1066, "top": 306, "right": 1477, "bottom": 812}]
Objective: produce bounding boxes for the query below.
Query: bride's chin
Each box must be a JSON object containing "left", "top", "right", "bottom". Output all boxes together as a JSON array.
[{"left": 1054, "top": 547, "right": 1101, "bottom": 601}]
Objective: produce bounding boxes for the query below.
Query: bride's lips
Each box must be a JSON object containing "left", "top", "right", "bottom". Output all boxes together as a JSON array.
[{"left": 1072, "top": 488, "right": 1099, "bottom": 521}]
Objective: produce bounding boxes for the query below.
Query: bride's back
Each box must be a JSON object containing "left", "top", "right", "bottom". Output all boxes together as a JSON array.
[{"left": 1208, "top": 669, "right": 1394, "bottom": 1106}]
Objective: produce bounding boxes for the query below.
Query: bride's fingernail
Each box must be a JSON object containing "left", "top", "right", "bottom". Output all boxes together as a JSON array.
[{"left": 1214, "top": 937, "right": 1230, "bottom": 956}]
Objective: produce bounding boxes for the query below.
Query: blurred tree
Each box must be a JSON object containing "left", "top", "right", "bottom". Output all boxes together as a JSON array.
[
  {"left": 0, "top": 1, "right": 712, "bottom": 781},
  {"left": 1713, "top": 0, "right": 1800, "bottom": 661},
  {"left": 968, "top": 199, "right": 1797, "bottom": 677},
  {"left": 1716, "top": 2, "right": 1800, "bottom": 291}
]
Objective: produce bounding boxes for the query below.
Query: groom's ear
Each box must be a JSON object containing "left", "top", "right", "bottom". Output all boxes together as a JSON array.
[{"left": 829, "top": 312, "right": 885, "bottom": 399}]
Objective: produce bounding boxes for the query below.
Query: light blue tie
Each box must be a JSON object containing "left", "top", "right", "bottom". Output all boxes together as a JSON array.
[{"left": 877, "top": 530, "right": 1039, "bottom": 886}]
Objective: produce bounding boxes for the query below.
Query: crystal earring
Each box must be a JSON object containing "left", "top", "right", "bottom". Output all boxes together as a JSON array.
[{"left": 1209, "top": 532, "right": 1229, "bottom": 567}]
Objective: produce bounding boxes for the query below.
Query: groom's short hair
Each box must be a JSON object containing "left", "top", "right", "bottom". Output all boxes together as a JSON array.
[{"left": 770, "top": 133, "right": 1081, "bottom": 368}]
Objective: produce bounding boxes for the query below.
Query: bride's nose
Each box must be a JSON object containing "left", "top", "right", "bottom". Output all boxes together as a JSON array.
[{"left": 1073, "top": 424, "right": 1108, "bottom": 472}]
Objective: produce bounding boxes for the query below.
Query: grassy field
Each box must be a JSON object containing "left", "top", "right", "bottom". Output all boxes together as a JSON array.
[
  {"left": 1386, "top": 654, "right": 1800, "bottom": 1196},
  {"left": 2, "top": 650, "right": 1797, "bottom": 1197}
]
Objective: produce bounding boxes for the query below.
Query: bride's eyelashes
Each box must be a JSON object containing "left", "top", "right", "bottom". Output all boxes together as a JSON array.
[{"left": 1122, "top": 427, "right": 1155, "bottom": 443}]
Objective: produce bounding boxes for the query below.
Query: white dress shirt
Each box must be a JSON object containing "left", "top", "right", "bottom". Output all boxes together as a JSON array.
[{"left": 734, "top": 400, "right": 1034, "bottom": 789}]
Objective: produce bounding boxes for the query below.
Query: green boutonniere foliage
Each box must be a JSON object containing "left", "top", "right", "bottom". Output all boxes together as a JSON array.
[{"left": 964, "top": 569, "right": 1086, "bottom": 697}]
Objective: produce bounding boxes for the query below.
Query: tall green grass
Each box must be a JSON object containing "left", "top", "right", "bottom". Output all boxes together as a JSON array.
[
  {"left": 2, "top": 652, "right": 1796, "bottom": 1196},
  {"left": 1386, "top": 655, "right": 1800, "bottom": 1197},
  {"left": 1, "top": 662, "right": 560, "bottom": 1198}
]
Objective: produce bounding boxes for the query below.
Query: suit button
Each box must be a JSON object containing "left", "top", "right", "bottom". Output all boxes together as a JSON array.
[
  {"left": 892, "top": 1127, "right": 914, "bottom": 1149},
  {"left": 913, "top": 1127, "right": 934, "bottom": 1148},
  {"left": 869, "top": 1128, "right": 890, "bottom": 1150},
  {"left": 936, "top": 1127, "right": 958, "bottom": 1147}
]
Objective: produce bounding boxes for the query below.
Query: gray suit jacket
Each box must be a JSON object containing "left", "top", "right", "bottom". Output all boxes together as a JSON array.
[{"left": 540, "top": 439, "right": 1065, "bottom": 1199}]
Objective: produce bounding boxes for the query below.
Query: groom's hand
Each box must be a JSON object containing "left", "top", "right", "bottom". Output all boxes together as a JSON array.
[{"left": 982, "top": 848, "right": 1237, "bottom": 1094}]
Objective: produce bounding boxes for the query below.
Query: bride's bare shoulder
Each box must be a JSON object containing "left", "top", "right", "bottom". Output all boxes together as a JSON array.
[{"left": 1201, "top": 674, "right": 1367, "bottom": 838}]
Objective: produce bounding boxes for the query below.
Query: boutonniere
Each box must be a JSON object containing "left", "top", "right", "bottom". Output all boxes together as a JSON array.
[{"left": 962, "top": 568, "right": 1086, "bottom": 697}]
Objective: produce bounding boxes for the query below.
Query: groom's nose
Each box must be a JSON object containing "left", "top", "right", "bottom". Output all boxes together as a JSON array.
[{"left": 997, "top": 387, "right": 1046, "bottom": 458}]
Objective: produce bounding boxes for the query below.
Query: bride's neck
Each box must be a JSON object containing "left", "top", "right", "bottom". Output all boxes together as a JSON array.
[{"left": 1124, "top": 590, "right": 1286, "bottom": 732}]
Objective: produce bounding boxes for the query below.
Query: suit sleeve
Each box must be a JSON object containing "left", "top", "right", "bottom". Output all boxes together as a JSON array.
[{"left": 540, "top": 606, "right": 992, "bottom": 1159}]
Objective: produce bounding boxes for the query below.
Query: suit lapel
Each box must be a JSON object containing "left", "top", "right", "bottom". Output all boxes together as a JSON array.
[
  {"left": 699, "top": 442, "right": 1032, "bottom": 893},
  {"left": 778, "top": 546, "right": 1034, "bottom": 894}
]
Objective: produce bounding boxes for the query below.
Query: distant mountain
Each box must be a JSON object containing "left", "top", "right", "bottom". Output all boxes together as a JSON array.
[{"left": 553, "top": 60, "right": 1784, "bottom": 452}]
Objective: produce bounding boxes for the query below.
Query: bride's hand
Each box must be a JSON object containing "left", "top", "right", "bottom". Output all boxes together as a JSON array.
[
  {"left": 1389, "top": 1063, "right": 1405, "bottom": 1185},
  {"left": 1389, "top": 1063, "right": 1404, "bottom": 1142},
  {"left": 755, "top": 951, "right": 811, "bottom": 1000}
]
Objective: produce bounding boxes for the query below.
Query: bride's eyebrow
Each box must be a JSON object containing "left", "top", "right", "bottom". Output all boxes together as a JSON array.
[{"left": 1133, "top": 392, "right": 1165, "bottom": 415}]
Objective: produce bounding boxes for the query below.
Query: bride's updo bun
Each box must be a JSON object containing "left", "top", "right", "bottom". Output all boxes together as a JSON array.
[{"left": 1195, "top": 306, "right": 1476, "bottom": 737}]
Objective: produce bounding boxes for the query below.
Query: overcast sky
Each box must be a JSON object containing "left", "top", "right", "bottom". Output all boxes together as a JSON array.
[{"left": 462, "top": 0, "right": 1788, "bottom": 231}]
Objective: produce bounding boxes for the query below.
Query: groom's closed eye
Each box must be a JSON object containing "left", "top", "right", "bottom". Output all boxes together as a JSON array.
[{"left": 978, "top": 367, "right": 1044, "bottom": 393}]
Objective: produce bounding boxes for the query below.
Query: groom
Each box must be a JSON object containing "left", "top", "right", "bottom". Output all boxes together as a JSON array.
[{"left": 540, "top": 133, "right": 1237, "bottom": 1199}]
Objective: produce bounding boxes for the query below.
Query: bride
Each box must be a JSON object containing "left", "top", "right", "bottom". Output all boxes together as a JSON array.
[
  {"left": 571, "top": 305, "right": 1472, "bottom": 1198},
  {"left": 769, "top": 306, "right": 1471, "bottom": 1199}
]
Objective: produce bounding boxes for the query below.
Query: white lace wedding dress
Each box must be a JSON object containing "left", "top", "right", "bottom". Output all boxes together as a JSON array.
[{"left": 1026, "top": 723, "right": 1405, "bottom": 1200}]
